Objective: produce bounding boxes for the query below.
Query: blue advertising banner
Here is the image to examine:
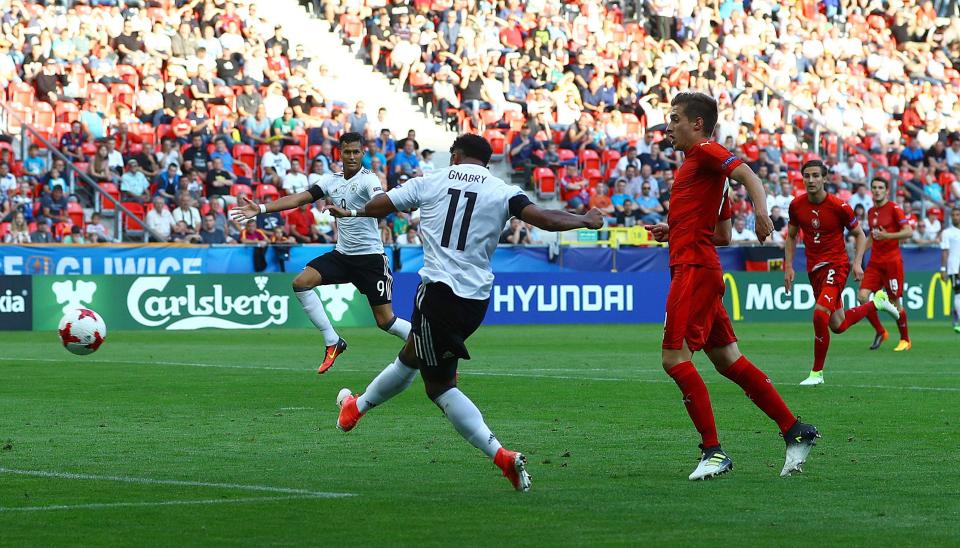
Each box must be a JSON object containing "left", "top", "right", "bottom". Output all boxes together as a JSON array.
[
  {"left": 1, "top": 244, "right": 945, "bottom": 276},
  {"left": 391, "top": 271, "right": 670, "bottom": 324}
]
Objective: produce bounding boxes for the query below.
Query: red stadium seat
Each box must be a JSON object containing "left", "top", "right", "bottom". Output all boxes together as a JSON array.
[
  {"left": 310, "top": 106, "right": 330, "bottom": 120},
  {"left": 98, "top": 183, "right": 121, "bottom": 211},
  {"left": 485, "top": 129, "right": 506, "bottom": 157},
  {"left": 156, "top": 124, "right": 174, "bottom": 141},
  {"left": 67, "top": 202, "right": 85, "bottom": 227},
  {"left": 231, "top": 183, "right": 253, "bottom": 198},
  {"left": 33, "top": 101, "right": 55, "bottom": 131},
  {"left": 234, "top": 144, "right": 256, "bottom": 173},
  {"left": 256, "top": 184, "right": 280, "bottom": 201},
  {"left": 601, "top": 149, "right": 621, "bottom": 177},
  {"left": 307, "top": 145, "right": 323, "bottom": 162},
  {"left": 584, "top": 168, "right": 603, "bottom": 189},
  {"left": 533, "top": 167, "right": 556, "bottom": 199},
  {"left": 8, "top": 81, "right": 34, "bottom": 107},
  {"left": 283, "top": 145, "right": 306, "bottom": 167},
  {"left": 55, "top": 101, "right": 80, "bottom": 124},
  {"left": 87, "top": 83, "right": 111, "bottom": 112},
  {"left": 122, "top": 202, "right": 146, "bottom": 233},
  {"left": 579, "top": 149, "right": 600, "bottom": 172},
  {"left": 623, "top": 113, "right": 641, "bottom": 138},
  {"left": 116, "top": 65, "right": 140, "bottom": 90},
  {"left": 54, "top": 122, "right": 71, "bottom": 141},
  {"left": 215, "top": 86, "right": 236, "bottom": 109},
  {"left": 5, "top": 103, "right": 31, "bottom": 133},
  {"left": 110, "top": 83, "right": 136, "bottom": 109}
]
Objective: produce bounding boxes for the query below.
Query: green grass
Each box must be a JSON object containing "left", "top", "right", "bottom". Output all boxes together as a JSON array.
[{"left": 0, "top": 323, "right": 957, "bottom": 546}]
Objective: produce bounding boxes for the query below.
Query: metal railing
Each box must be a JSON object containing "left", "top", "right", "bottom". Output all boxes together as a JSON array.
[{"left": 0, "top": 98, "right": 164, "bottom": 242}]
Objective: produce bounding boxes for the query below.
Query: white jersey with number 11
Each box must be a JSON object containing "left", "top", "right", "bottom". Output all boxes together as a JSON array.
[{"left": 387, "top": 164, "right": 529, "bottom": 300}]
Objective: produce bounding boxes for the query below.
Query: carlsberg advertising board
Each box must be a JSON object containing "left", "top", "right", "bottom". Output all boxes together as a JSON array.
[{"left": 32, "top": 274, "right": 375, "bottom": 331}]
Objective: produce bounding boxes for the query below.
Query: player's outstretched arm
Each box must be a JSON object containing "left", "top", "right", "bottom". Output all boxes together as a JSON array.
[
  {"left": 520, "top": 205, "right": 604, "bottom": 232},
  {"left": 230, "top": 192, "right": 314, "bottom": 223},
  {"left": 729, "top": 164, "right": 773, "bottom": 242},
  {"left": 327, "top": 193, "right": 397, "bottom": 219},
  {"left": 784, "top": 224, "right": 799, "bottom": 293}
]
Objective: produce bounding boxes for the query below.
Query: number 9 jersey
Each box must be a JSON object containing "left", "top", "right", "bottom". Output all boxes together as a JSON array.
[
  {"left": 387, "top": 164, "right": 533, "bottom": 300},
  {"left": 310, "top": 169, "right": 385, "bottom": 255}
]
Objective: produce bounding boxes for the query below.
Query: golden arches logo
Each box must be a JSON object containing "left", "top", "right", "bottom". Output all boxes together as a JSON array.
[
  {"left": 722, "top": 273, "right": 742, "bottom": 321},
  {"left": 926, "top": 273, "right": 951, "bottom": 320}
]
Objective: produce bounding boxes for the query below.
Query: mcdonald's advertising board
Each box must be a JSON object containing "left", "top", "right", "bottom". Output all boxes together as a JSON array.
[{"left": 722, "top": 272, "right": 953, "bottom": 322}]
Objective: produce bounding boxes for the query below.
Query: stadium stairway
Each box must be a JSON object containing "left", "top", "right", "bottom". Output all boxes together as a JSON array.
[{"left": 254, "top": 0, "right": 456, "bottom": 166}]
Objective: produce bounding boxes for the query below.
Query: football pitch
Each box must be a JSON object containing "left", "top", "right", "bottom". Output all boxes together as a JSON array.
[{"left": 1, "top": 323, "right": 957, "bottom": 546}]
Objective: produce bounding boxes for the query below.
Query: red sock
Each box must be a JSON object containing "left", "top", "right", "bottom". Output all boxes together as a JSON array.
[
  {"left": 834, "top": 302, "right": 874, "bottom": 334},
  {"left": 813, "top": 309, "right": 831, "bottom": 372},
  {"left": 666, "top": 361, "right": 719, "bottom": 448},
  {"left": 721, "top": 356, "right": 797, "bottom": 434},
  {"left": 865, "top": 307, "right": 884, "bottom": 334},
  {"left": 897, "top": 309, "right": 909, "bottom": 341}
]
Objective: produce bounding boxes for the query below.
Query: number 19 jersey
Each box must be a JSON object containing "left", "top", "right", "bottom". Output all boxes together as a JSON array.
[{"left": 387, "top": 164, "right": 532, "bottom": 300}]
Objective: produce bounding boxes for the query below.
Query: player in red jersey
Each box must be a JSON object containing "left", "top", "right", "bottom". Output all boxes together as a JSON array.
[
  {"left": 859, "top": 177, "right": 914, "bottom": 351},
  {"left": 654, "top": 92, "right": 819, "bottom": 481},
  {"left": 784, "top": 161, "right": 899, "bottom": 386}
]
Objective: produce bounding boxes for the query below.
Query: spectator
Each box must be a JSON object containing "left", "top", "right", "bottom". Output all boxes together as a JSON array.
[
  {"left": 104, "top": 139, "right": 124, "bottom": 174},
  {"left": 848, "top": 184, "right": 874, "bottom": 212},
  {"left": 282, "top": 159, "right": 309, "bottom": 196},
  {"left": 131, "top": 142, "right": 161, "bottom": 180},
  {"left": 236, "top": 78, "right": 263, "bottom": 118},
  {"left": 59, "top": 121, "right": 87, "bottom": 163},
  {"left": 312, "top": 204, "right": 337, "bottom": 243},
  {"left": 11, "top": 182, "right": 34, "bottom": 222},
  {"left": 287, "top": 202, "right": 316, "bottom": 243},
  {"left": 243, "top": 104, "right": 273, "bottom": 146},
  {"left": 393, "top": 138, "right": 422, "bottom": 182},
  {"left": 914, "top": 210, "right": 942, "bottom": 245},
  {"left": 635, "top": 182, "right": 666, "bottom": 224},
  {"left": 30, "top": 217, "right": 54, "bottom": 243},
  {"left": 421, "top": 149, "right": 436, "bottom": 174},
  {"left": 4, "top": 211, "right": 31, "bottom": 244},
  {"left": 610, "top": 179, "right": 632, "bottom": 214},
  {"left": 156, "top": 138, "right": 183, "bottom": 173},
  {"left": 398, "top": 226, "right": 421, "bottom": 245},
  {"left": 256, "top": 195, "right": 285, "bottom": 232},
  {"left": 155, "top": 163, "right": 181, "bottom": 205},
  {"left": 63, "top": 224, "right": 86, "bottom": 244},
  {"left": 730, "top": 216, "right": 760, "bottom": 245},
  {"left": 348, "top": 101, "right": 369, "bottom": 136},
  {"left": 43, "top": 166, "right": 68, "bottom": 194},
  {"left": 34, "top": 59, "right": 66, "bottom": 103},
  {"left": 772, "top": 182, "right": 795, "bottom": 217},
  {"left": 183, "top": 134, "right": 211, "bottom": 175},
  {"left": 0, "top": 162, "right": 17, "bottom": 195},
  {"left": 205, "top": 157, "right": 237, "bottom": 203},
  {"left": 260, "top": 140, "right": 291, "bottom": 181},
  {"left": 561, "top": 165, "right": 589, "bottom": 212},
  {"left": 137, "top": 78, "right": 165, "bottom": 126},
  {"left": 770, "top": 206, "right": 788, "bottom": 243},
  {"left": 85, "top": 212, "right": 111, "bottom": 243},
  {"left": 499, "top": 217, "right": 532, "bottom": 244},
  {"left": 833, "top": 156, "right": 866, "bottom": 188},
  {"left": 187, "top": 100, "right": 214, "bottom": 143},
  {"left": 172, "top": 192, "right": 202, "bottom": 234},
  {"left": 946, "top": 139, "right": 960, "bottom": 172},
  {"left": 210, "top": 139, "right": 236, "bottom": 174},
  {"left": 240, "top": 219, "right": 269, "bottom": 243},
  {"left": 611, "top": 147, "right": 641, "bottom": 181},
  {"left": 616, "top": 199, "right": 642, "bottom": 227},
  {"left": 590, "top": 179, "right": 615, "bottom": 220},
  {"left": 376, "top": 128, "right": 397, "bottom": 160},
  {"left": 199, "top": 214, "right": 229, "bottom": 244},
  {"left": 171, "top": 220, "right": 201, "bottom": 243},
  {"left": 508, "top": 125, "right": 543, "bottom": 185},
  {"left": 272, "top": 107, "right": 301, "bottom": 145},
  {"left": 40, "top": 186, "right": 69, "bottom": 224},
  {"left": 120, "top": 159, "right": 150, "bottom": 203},
  {"left": 146, "top": 196, "right": 176, "bottom": 242}
]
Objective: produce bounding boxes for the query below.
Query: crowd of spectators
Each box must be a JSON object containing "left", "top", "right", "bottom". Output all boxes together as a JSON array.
[
  {"left": 321, "top": 0, "right": 960, "bottom": 246},
  {"left": 0, "top": 0, "right": 434, "bottom": 244},
  {"left": 2, "top": 0, "right": 960, "bottom": 249}
]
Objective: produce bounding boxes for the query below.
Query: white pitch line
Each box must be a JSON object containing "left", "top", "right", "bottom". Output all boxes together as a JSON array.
[
  {"left": 2, "top": 358, "right": 957, "bottom": 392},
  {"left": 0, "top": 468, "right": 354, "bottom": 498},
  {"left": 0, "top": 495, "right": 322, "bottom": 513}
]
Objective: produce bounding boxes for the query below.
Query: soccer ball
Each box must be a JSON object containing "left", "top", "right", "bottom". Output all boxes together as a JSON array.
[{"left": 58, "top": 308, "right": 107, "bottom": 355}]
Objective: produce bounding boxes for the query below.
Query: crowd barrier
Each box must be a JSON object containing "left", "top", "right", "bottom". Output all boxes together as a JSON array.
[{"left": 1, "top": 271, "right": 952, "bottom": 331}]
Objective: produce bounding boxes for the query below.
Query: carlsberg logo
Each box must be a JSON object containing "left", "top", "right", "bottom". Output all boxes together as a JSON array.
[{"left": 128, "top": 277, "right": 288, "bottom": 330}]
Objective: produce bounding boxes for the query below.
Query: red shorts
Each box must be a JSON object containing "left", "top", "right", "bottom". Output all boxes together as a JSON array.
[
  {"left": 663, "top": 264, "right": 738, "bottom": 352},
  {"left": 861, "top": 258, "right": 904, "bottom": 298},
  {"left": 809, "top": 263, "right": 850, "bottom": 312}
]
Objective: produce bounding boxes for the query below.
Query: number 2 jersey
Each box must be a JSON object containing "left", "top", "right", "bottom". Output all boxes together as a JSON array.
[
  {"left": 308, "top": 169, "right": 385, "bottom": 255},
  {"left": 387, "top": 164, "right": 532, "bottom": 300},
  {"left": 788, "top": 193, "right": 859, "bottom": 273}
]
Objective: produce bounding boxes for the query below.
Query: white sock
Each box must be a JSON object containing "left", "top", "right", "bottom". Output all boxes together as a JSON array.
[
  {"left": 356, "top": 357, "right": 417, "bottom": 413},
  {"left": 294, "top": 288, "right": 340, "bottom": 346},
  {"left": 954, "top": 294, "right": 960, "bottom": 325},
  {"left": 434, "top": 388, "right": 503, "bottom": 458},
  {"left": 386, "top": 317, "right": 412, "bottom": 340}
]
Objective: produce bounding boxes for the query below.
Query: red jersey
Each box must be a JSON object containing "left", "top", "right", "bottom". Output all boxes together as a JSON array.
[
  {"left": 668, "top": 141, "right": 743, "bottom": 268},
  {"left": 867, "top": 201, "right": 908, "bottom": 262},
  {"left": 788, "top": 193, "right": 859, "bottom": 272}
]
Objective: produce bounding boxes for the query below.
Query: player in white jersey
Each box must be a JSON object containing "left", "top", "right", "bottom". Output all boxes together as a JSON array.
[
  {"left": 940, "top": 206, "right": 960, "bottom": 333},
  {"left": 231, "top": 133, "right": 411, "bottom": 373},
  {"left": 325, "top": 134, "right": 603, "bottom": 491}
]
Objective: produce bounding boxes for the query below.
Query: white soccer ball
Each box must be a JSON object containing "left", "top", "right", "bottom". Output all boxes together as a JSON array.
[{"left": 58, "top": 308, "right": 107, "bottom": 355}]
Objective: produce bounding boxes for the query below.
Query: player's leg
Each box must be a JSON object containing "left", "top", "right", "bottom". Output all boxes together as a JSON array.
[
  {"left": 952, "top": 275, "right": 960, "bottom": 332},
  {"left": 857, "top": 266, "right": 888, "bottom": 348},
  {"left": 358, "top": 254, "right": 412, "bottom": 341},
  {"left": 293, "top": 259, "right": 346, "bottom": 373},
  {"left": 888, "top": 261, "right": 911, "bottom": 350},
  {"left": 662, "top": 266, "right": 728, "bottom": 480},
  {"left": 336, "top": 336, "right": 420, "bottom": 432}
]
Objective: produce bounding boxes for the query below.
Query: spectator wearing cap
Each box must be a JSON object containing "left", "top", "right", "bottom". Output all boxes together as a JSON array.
[
  {"left": 237, "top": 79, "right": 264, "bottom": 119},
  {"left": 62, "top": 225, "right": 86, "bottom": 244},
  {"left": 120, "top": 159, "right": 150, "bottom": 203}
]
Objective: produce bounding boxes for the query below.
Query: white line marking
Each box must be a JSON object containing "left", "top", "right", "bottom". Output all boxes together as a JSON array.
[
  {"left": 279, "top": 407, "right": 313, "bottom": 410},
  {"left": 2, "top": 358, "right": 957, "bottom": 392},
  {"left": 0, "top": 495, "right": 321, "bottom": 513},
  {"left": 0, "top": 468, "right": 354, "bottom": 498}
]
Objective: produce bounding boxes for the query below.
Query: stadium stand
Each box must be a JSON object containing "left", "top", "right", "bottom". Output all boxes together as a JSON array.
[{"left": 0, "top": 0, "right": 958, "bottom": 245}]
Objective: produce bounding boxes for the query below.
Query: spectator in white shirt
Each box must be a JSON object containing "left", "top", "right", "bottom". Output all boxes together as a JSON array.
[
  {"left": 171, "top": 192, "right": 201, "bottom": 233},
  {"left": 772, "top": 182, "right": 795, "bottom": 218},
  {"left": 946, "top": 139, "right": 960, "bottom": 172},
  {"left": 611, "top": 146, "right": 641, "bottom": 181},
  {"left": 260, "top": 140, "right": 291, "bottom": 182},
  {"left": 146, "top": 196, "right": 176, "bottom": 242},
  {"left": 0, "top": 162, "right": 17, "bottom": 196},
  {"left": 282, "top": 159, "right": 310, "bottom": 195},
  {"left": 105, "top": 139, "right": 124, "bottom": 173},
  {"left": 730, "top": 216, "right": 760, "bottom": 245},
  {"left": 832, "top": 156, "right": 866, "bottom": 187}
]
